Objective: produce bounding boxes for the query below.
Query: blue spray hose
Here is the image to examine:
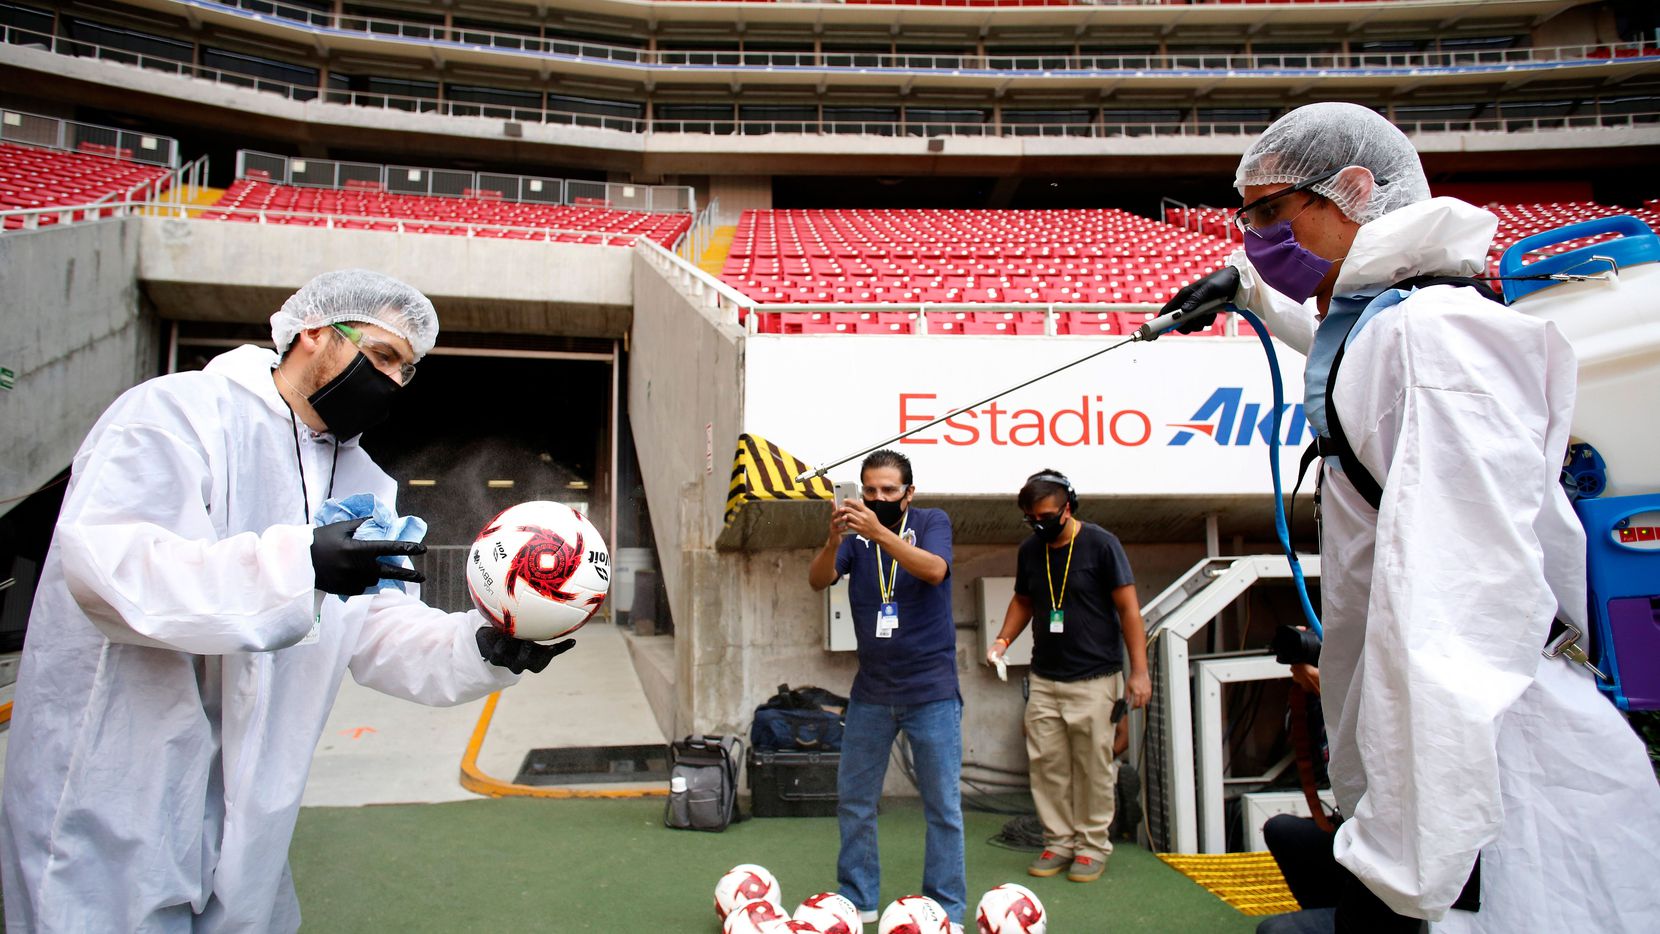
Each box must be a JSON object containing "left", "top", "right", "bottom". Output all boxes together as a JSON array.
[{"left": 1235, "top": 307, "right": 1324, "bottom": 638}]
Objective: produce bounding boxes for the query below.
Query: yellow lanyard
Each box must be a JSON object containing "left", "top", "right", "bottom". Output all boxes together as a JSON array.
[
  {"left": 875, "top": 511, "right": 910, "bottom": 604},
  {"left": 1045, "top": 521, "right": 1076, "bottom": 611}
]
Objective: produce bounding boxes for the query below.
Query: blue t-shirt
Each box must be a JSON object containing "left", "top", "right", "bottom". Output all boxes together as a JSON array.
[{"left": 834, "top": 506, "right": 957, "bottom": 706}]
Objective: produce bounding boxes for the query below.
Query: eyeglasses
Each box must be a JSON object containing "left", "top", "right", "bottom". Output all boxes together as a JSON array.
[
  {"left": 333, "top": 323, "right": 416, "bottom": 385},
  {"left": 1022, "top": 511, "right": 1065, "bottom": 529},
  {"left": 1233, "top": 166, "right": 1345, "bottom": 234}
]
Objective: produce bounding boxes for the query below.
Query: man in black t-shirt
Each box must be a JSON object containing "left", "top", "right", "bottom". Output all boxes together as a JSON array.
[{"left": 988, "top": 470, "right": 1151, "bottom": 884}]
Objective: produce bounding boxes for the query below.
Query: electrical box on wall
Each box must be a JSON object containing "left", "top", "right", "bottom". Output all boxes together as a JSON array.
[
  {"left": 825, "top": 579, "right": 855, "bottom": 652},
  {"left": 976, "top": 577, "right": 1032, "bottom": 666}
]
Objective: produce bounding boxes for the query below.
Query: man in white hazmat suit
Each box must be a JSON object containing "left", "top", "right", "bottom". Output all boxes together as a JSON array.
[
  {"left": 1, "top": 269, "right": 574, "bottom": 931},
  {"left": 1161, "top": 103, "right": 1660, "bottom": 931}
]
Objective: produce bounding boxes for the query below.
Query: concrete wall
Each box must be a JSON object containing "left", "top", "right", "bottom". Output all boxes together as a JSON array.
[
  {"left": 626, "top": 251, "right": 747, "bottom": 737},
  {"left": 706, "top": 177, "right": 772, "bottom": 226},
  {"left": 137, "top": 217, "right": 632, "bottom": 337},
  {"left": 0, "top": 218, "right": 155, "bottom": 519}
]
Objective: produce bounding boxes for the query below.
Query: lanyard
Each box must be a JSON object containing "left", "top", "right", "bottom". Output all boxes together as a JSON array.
[
  {"left": 1045, "top": 521, "right": 1076, "bottom": 611},
  {"left": 287, "top": 405, "right": 338, "bottom": 524},
  {"left": 874, "top": 511, "right": 910, "bottom": 604}
]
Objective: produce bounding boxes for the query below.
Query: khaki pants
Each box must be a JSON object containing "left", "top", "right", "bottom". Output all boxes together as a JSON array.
[{"left": 1025, "top": 670, "right": 1123, "bottom": 862}]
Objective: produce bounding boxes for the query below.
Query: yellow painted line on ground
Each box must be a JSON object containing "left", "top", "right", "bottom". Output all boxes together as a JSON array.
[
  {"left": 1157, "top": 851, "right": 1300, "bottom": 916},
  {"left": 0, "top": 702, "right": 10, "bottom": 724},
  {"left": 459, "top": 691, "right": 667, "bottom": 800}
]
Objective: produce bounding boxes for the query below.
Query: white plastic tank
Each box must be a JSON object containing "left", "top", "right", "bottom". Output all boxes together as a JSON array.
[{"left": 1501, "top": 215, "right": 1660, "bottom": 498}]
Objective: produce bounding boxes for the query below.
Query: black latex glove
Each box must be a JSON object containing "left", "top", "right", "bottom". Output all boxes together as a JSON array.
[
  {"left": 310, "top": 517, "right": 427, "bottom": 596},
  {"left": 1161, "top": 266, "right": 1241, "bottom": 333},
  {"left": 476, "top": 627, "right": 576, "bottom": 675}
]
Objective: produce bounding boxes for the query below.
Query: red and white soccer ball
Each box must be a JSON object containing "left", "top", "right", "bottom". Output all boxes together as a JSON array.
[
  {"left": 794, "top": 892, "right": 861, "bottom": 934},
  {"left": 878, "top": 896, "right": 950, "bottom": 934},
  {"left": 783, "top": 922, "right": 826, "bottom": 934},
  {"left": 975, "top": 883, "right": 1046, "bottom": 934},
  {"left": 466, "top": 501, "right": 609, "bottom": 642},
  {"left": 715, "top": 864, "right": 784, "bottom": 921},
  {"left": 723, "top": 898, "right": 791, "bottom": 934}
]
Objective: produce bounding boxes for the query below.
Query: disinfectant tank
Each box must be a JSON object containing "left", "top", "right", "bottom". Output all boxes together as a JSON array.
[{"left": 1501, "top": 215, "right": 1660, "bottom": 499}]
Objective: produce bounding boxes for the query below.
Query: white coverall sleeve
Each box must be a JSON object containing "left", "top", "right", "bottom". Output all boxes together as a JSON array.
[
  {"left": 1331, "top": 312, "right": 1568, "bottom": 919},
  {"left": 348, "top": 589, "right": 519, "bottom": 705},
  {"left": 57, "top": 422, "right": 318, "bottom": 654},
  {"left": 1226, "top": 248, "right": 1317, "bottom": 355}
]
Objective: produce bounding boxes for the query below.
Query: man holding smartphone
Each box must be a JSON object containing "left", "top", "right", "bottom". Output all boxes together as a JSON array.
[
  {"left": 987, "top": 469, "right": 1150, "bottom": 884},
  {"left": 808, "top": 449, "right": 966, "bottom": 933}
]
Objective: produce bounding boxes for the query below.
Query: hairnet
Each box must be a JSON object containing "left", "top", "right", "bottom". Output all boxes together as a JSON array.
[
  {"left": 270, "top": 269, "right": 439, "bottom": 359},
  {"left": 1235, "top": 102, "right": 1430, "bottom": 225}
]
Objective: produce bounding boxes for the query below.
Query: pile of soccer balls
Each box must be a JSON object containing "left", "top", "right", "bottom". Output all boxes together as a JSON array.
[{"left": 714, "top": 864, "right": 1047, "bottom": 933}]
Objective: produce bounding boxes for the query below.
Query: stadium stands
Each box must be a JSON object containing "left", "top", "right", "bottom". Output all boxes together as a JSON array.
[
  {"left": 720, "top": 198, "right": 1660, "bottom": 335},
  {"left": 201, "top": 179, "right": 692, "bottom": 245},
  {"left": 721, "top": 208, "right": 1238, "bottom": 306},
  {"left": 0, "top": 143, "right": 171, "bottom": 228}
]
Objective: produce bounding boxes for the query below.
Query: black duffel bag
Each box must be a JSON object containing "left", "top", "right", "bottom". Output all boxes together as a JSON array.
[{"left": 750, "top": 683, "right": 848, "bottom": 752}]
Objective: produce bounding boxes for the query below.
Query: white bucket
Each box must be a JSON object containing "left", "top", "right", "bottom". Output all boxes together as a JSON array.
[{"left": 1503, "top": 216, "right": 1660, "bottom": 498}]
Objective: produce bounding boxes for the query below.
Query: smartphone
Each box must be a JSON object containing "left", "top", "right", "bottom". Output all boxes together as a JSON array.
[{"left": 833, "top": 481, "right": 858, "bottom": 534}]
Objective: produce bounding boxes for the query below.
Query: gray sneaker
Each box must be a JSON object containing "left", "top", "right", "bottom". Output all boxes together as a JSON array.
[
  {"left": 1027, "top": 849, "right": 1072, "bottom": 877},
  {"left": 1067, "top": 854, "right": 1107, "bottom": 882}
]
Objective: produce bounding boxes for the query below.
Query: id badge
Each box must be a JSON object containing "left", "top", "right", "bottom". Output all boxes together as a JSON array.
[
  {"left": 1049, "top": 609, "right": 1065, "bottom": 634},
  {"left": 876, "top": 602, "right": 900, "bottom": 639}
]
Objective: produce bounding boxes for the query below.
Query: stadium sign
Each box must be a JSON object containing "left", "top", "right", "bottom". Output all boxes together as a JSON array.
[{"left": 743, "top": 335, "right": 1310, "bottom": 496}]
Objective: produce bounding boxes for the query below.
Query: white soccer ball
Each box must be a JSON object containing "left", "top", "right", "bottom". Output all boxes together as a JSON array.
[
  {"left": 877, "top": 895, "right": 950, "bottom": 934},
  {"left": 714, "top": 864, "right": 783, "bottom": 921},
  {"left": 782, "top": 922, "right": 826, "bottom": 934},
  {"left": 794, "top": 892, "right": 861, "bottom": 934},
  {"left": 723, "top": 898, "right": 791, "bottom": 934},
  {"left": 466, "top": 501, "right": 609, "bottom": 641},
  {"left": 975, "top": 883, "right": 1046, "bottom": 934}
]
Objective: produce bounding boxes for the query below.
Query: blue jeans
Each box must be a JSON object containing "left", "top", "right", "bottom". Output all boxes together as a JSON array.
[{"left": 836, "top": 696, "right": 966, "bottom": 924}]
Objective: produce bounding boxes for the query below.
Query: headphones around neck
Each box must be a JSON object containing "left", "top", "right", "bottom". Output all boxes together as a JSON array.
[{"left": 1029, "top": 472, "right": 1078, "bottom": 514}]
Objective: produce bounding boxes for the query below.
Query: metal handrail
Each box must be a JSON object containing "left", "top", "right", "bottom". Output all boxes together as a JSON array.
[
  {"left": 0, "top": 198, "right": 678, "bottom": 243},
  {"left": 7, "top": 25, "right": 1657, "bottom": 139},
  {"left": 164, "top": 0, "right": 1660, "bottom": 76},
  {"left": 0, "top": 105, "right": 180, "bottom": 167},
  {"left": 231, "top": 149, "right": 693, "bottom": 213}
]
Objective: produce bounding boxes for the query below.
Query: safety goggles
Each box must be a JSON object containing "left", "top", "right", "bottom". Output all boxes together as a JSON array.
[
  {"left": 1233, "top": 165, "right": 1345, "bottom": 234},
  {"left": 332, "top": 323, "right": 417, "bottom": 385}
]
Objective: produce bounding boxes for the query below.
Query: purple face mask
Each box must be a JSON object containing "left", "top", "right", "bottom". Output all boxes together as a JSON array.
[{"left": 1244, "top": 220, "right": 1333, "bottom": 304}]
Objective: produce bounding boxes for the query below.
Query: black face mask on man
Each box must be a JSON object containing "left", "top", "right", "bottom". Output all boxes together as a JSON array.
[
  {"left": 864, "top": 497, "right": 906, "bottom": 530},
  {"left": 1028, "top": 511, "right": 1070, "bottom": 543},
  {"left": 307, "top": 352, "right": 401, "bottom": 439}
]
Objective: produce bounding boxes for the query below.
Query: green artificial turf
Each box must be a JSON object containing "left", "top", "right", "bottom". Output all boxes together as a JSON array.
[{"left": 289, "top": 796, "right": 1259, "bottom": 932}]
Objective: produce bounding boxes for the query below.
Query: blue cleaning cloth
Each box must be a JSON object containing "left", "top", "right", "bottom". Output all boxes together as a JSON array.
[{"left": 314, "top": 493, "right": 429, "bottom": 600}]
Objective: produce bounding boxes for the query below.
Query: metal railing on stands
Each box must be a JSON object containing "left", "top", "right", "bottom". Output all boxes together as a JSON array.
[
  {"left": 138, "top": 2, "right": 1660, "bottom": 76},
  {"left": 676, "top": 197, "right": 721, "bottom": 263},
  {"left": 633, "top": 237, "right": 1238, "bottom": 336},
  {"left": 0, "top": 107, "right": 179, "bottom": 168},
  {"left": 0, "top": 198, "right": 669, "bottom": 243},
  {"left": 233, "top": 151, "right": 693, "bottom": 213},
  {"left": 7, "top": 25, "right": 1659, "bottom": 139}
]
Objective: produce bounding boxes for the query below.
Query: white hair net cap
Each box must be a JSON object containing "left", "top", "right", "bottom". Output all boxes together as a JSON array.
[
  {"left": 1235, "top": 102, "right": 1430, "bottom": 225},
  {"left": 270, "top": 269, "right": 439, "bottom": 359}
]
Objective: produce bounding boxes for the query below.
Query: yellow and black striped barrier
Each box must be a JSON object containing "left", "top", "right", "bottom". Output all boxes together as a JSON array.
[{"left": 725, "top": 433, "right": 836, "bottom": 525}]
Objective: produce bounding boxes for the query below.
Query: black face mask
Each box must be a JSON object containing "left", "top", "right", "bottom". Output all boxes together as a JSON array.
[
  {"left": 1029, "top": 513, "right": 1070, "bottom": 543},
  {"left": 307, "top": 351, "right": 401, "bottom": 439},
  {"left": 864, "top": 498, "right": 906, "bottom": 530}
]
